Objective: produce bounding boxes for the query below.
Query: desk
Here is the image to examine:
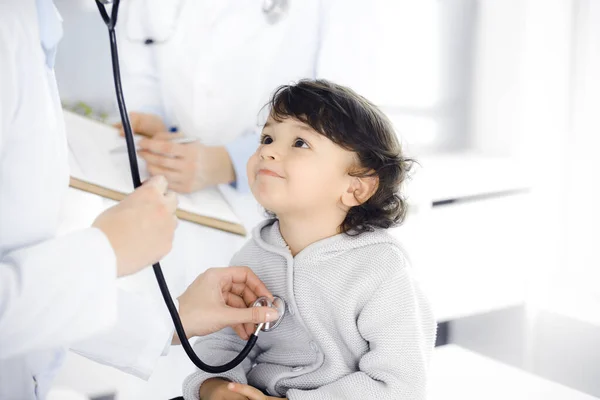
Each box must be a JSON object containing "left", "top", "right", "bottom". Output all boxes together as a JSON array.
[{"left": 429, "top": 345, "right": 598, "bottom": 400}]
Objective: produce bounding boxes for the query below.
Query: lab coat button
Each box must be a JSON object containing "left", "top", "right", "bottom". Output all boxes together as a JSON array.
[
  {"left": 292, "top": 366, "right": 304, "bottom": 372},
  {"left": 251, "top": 362, "right": 258, "bottom": 368},
  {"left": 310, "top": 341, "right": 319, "bottom": 352}
]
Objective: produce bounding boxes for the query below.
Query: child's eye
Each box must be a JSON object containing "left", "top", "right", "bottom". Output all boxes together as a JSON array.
[
  {"left": 293, "top": 138, "right": 309, "bottom": 148},
  {"left": 260, "top": 134, "right": 273, "bottom": 145}
]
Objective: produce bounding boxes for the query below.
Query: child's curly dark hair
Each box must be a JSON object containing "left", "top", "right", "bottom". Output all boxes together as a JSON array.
[{"left": 263, "top": 79, "right": 415, "bottom": 236}]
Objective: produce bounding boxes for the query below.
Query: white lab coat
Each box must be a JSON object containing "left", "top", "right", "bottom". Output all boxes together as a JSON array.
[
  {"left": 116, "top": 0, "right": 378, "bottom": 236},
  {"left": 118, "top": 0, "right": 377, "bottom": 146},
  {"left": 0, "top": 1, "right": 173, "bottom": 398}
]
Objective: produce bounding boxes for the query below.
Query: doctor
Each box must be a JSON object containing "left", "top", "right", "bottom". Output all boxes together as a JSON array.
[
  {"left": 0, "top": 1, "right": 278, "bottom": 399},
  {"left": 115, "top": 0, "right": 376, "bottom": 194}
]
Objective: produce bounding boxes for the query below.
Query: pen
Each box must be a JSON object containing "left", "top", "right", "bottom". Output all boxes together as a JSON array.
[{"left": 110, "top": 135, "right": 197, "bottom": 154}]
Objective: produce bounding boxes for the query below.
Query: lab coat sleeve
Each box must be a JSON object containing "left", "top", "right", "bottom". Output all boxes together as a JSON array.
[
  {"left": 0, "top": 228, "right": 118, "bottom": 359},
  {"left": 69, "top": 289, "right": 175, "bottom": 380},
  {"left": 225, "top": 129, "right": 259, "bottom": 193},
  {"left": 181, "top": 328, "right": 259, "bottom": 400},
  {"left": 286, "top": 267, "right": 437, "bottom": 400}
]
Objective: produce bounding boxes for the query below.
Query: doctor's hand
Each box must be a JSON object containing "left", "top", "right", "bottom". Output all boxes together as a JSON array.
[
  {"left": 174, "top": 267, "right": 279, "bottom": 343},
  {"left": 114, "top": 111, "right": 166, "bottom": 138},
  {"left": 138, "top": 132, "right": 235, "bottom": 193},
  {"left": 92, "top": 175, "right": 178, "bottom": 277}
]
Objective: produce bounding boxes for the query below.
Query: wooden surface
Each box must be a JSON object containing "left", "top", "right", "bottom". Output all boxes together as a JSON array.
[{"left": 69, "top": 177, "right": 247, "bottom": 236}]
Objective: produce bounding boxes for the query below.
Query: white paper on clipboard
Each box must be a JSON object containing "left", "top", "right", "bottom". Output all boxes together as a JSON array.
[{"left": 63, "top": 110, "right": 244, "bottom": 234}]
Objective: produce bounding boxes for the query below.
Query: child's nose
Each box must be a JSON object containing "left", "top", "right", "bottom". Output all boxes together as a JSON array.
[{"left": 259, "top": 145, "right": 279, "bottom": 160}]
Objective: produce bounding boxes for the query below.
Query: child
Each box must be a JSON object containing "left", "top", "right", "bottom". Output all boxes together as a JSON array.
[{"left": 182, "top": 80, "right": 436, "bottom": 400}]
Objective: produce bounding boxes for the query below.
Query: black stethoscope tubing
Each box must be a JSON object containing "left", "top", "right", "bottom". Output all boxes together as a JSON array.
[{"left": 95, "top": 0, "right": 258, "bottom": 374}]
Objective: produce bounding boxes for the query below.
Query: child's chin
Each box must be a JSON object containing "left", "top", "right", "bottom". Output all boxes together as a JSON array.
[
  {"left": 255, "top": 193, "right": 283, "bottom": 214},
  {"left": 257, "top": 198, "right": 282, "bottom": 214}
]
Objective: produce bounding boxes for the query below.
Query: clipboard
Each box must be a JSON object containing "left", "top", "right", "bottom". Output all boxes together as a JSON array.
[{"left": 64, "top": 110, "right": 247, "bottom": 236}]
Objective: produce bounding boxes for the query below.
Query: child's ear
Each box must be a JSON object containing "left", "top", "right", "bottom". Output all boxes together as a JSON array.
[{"left": 341, "top": 175, "right": 379, "bottom": 208}]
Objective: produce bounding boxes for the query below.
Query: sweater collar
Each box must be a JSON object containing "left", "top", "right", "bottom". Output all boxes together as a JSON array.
[{"left": 251, "top": 219, "right": 400, "bottom": 261}]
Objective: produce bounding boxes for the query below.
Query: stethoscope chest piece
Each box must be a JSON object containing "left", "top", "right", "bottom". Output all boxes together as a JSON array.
[{"left": 253, "top": 296, "right": 286, "bottom": 332}]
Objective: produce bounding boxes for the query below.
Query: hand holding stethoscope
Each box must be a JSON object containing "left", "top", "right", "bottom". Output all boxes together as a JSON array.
[{"left": 173, "top": 267, "right": 284, "bottom": 343}]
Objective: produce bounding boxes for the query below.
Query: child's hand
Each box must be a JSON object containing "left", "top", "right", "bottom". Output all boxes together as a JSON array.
[
  {"left": 226, "top": 382, "right": 287, "bottom": 400},
  {"left": 200, "top": 378, "right": 249, "bottom": 400}
]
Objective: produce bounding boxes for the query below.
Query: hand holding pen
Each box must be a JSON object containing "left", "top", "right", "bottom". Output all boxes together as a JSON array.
[
  {"left": 112, "top": 112, "right": 235, "bottom": 193},
  {"left": 136, "top": 132, "right": 235, "bottom": 193}
]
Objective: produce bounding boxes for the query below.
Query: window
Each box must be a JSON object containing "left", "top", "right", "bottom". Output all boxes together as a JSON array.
[{"left": 371, "top": 1, "right": 478, "bottom": 152}]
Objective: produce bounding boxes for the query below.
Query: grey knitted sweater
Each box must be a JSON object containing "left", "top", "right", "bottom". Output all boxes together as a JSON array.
[{"left": 183, "top": 219, "right": 436, "bottom": 399}]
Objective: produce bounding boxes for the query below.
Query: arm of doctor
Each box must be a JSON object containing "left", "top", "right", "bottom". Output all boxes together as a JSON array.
[
  {"left": 0, "top": 14, "right": 119, "bottom": 359},
  {"left": 69, "top": 266, "right": 277, "bottom": 380}
]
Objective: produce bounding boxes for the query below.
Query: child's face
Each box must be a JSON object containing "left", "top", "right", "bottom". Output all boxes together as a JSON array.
[{"left": 247, "top": 117, "right": 357, "bottom": 217}]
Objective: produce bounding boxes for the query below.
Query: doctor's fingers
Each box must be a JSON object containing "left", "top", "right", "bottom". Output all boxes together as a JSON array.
[
  {"left": 226, "top": 283, "right": 262, "bottom": 337},
  {"left": 222, "top": 293, "right": 254, "bottom": 340},
  {"left": 164, "top": 191, "right": 179, "bottom": 214},
  {"left": 136, "top": 177, "right": 179, "bottom": 218},
  {"left": 114, "top": 113, "right": 146, "bottom": 137},
  {"left": 147, "top": 164, "right": 185, "bottom": 187},
  {"left": 139, "top": 150, "right": 187, "bottom": 171},
  {"left": 115, "top": 112, "right": 166, "bottom": 138},
  {"left": 221, "top": 303, "right": 279, "bottom": 329},
  {"left": 141, "top": 175, "right": 169, "bottom": 195},
  {"left": 227, "top": 282, "right": 261, "bottom": 307},
  {"left": 138, "top": 137, "right": 187, "bottom": 157},
  {"left": 220, "top": 266, "right": 274, "bottom": 300}
]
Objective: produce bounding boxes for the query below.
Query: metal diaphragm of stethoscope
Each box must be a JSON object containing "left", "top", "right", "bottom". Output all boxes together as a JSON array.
[
  {"left": 253, "top": 296, "right": 286, "bottom": 332},
  {"left": 95, "top": 0, "right": 286, "bottom": 374}
]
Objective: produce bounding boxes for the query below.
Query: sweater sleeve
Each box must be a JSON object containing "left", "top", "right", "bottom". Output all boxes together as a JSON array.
[
  {"left": 181, "top": 327, "right": 260, "bottom": 400},
  {"left": 287, "top": 267, "right": 437, "bottom": 400}
]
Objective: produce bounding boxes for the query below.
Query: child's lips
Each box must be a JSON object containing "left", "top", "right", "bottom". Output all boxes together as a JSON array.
[{"left": 258, "top": 169, "right": 283, "bottom": 178}]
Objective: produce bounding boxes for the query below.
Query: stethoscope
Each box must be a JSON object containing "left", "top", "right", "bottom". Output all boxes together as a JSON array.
[{"left": 95, "top": 0, "right": 286, "bottom": 373}]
